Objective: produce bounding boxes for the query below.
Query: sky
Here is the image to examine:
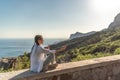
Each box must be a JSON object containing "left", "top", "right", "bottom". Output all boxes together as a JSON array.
[{"left": 0, "top": 0, "right": 120, "bottom": 38}]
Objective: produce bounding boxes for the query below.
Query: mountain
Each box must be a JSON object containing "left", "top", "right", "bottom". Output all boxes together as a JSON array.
[
  {"left": 109, "top": 13, "right": 120, "bottom": 30},
  {"left": 69, "top": 31, "right": 96, "bottom": 39},
  {"left": 50, "top": 13, "right": 120, "bottom": 63}
]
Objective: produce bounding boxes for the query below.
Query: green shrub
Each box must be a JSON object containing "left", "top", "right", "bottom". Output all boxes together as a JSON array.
[
  {"left": 114, "top": 48, "right": 120, "bottom": 54},
  {"left": 15, "top": 52, "right": 30, "bottom": 70}
]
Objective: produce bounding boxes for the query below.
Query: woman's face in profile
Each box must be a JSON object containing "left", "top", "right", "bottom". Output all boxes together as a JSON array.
[{"left": 38, "top": 38, "right": 44, "bottom": 44}]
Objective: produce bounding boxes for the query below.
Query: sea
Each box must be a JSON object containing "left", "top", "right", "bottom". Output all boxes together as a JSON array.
[{"left": 0, "top": 38, "right": 65, "bottom": 58}]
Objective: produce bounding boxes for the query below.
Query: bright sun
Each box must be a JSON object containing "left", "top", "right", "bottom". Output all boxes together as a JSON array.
[{"left": 90, "top": 0, "right": 120, "bottom": 14}]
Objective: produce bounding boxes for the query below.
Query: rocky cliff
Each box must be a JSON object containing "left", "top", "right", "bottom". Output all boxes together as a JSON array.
[{"left": 70, "top": 13, "right": 120, "bottom": 40}]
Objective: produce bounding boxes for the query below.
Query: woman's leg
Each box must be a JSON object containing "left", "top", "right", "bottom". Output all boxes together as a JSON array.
[
  {"left": 42, "top": 53, "right": 57, "bottom": 72},
  {"left": 43, "top": 53, "right": 54, "bottom": 68}
]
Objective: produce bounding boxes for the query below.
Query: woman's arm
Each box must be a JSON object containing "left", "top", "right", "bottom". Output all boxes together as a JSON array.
[
  {"left": 41, "top": 47, "right": 56, "bottom": 54},
  {"left": 39, "top": 45, "right": 67, "bottom": 54}
]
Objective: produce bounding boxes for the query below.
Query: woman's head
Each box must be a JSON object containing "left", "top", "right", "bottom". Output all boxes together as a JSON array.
[{"left": 34, "top": 35, "right": 44, "bottom": 45}]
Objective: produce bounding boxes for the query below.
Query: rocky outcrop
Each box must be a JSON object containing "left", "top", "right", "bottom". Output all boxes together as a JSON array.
[
  {"left": 69, "top": 31, "right": 96, "bottom": 39},
  {"left": 109, "top": 13, "right": 120, "bottom": 30},
  {"left": 0, "top": 53, "right": 30, "bottom": 70},
  {"left": 0, "top": 57, "right": 17, "bottom": 70}
]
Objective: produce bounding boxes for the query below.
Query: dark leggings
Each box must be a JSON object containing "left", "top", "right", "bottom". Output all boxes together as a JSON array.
[{"left": 43, "top": 53, "right": 54, "bottom": 68}]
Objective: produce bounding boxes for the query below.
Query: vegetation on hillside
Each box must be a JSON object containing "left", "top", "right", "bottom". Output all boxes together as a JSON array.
[{"left": 51, "top": 28, "right": 120, "bottom": 63}]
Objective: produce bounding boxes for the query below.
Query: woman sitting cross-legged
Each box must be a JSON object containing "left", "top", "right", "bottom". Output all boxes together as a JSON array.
[{"left": 30, "top": 35, "right": 66, "bottom": 73}]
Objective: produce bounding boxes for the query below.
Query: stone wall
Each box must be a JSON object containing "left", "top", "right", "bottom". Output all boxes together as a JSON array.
[{"left": 14, "top": 55, "right": 120, "bottom": 80}]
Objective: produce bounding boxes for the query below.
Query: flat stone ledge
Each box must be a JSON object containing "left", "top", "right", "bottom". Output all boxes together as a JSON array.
[{"left": 1, "top": 55, "right": 120, "bottom": 80}]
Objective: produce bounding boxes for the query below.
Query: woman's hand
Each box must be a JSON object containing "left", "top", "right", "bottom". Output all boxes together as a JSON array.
[
  {"left": 44, "top": 45, "right": 50, "bottom": 49},
  {"left": 56, "top": 45, "right": 67, "bottom": 53}
]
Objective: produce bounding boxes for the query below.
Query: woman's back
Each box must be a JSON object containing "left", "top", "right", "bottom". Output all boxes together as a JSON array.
[{"left": 30, "top": 45, "right": 45, "bottom": 73}]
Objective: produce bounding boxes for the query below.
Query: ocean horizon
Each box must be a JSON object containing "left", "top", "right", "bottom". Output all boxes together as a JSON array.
[{"left": 0, "top": 38, "right": 65, "bottom": 58}]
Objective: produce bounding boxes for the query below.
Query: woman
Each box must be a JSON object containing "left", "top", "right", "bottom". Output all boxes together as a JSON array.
[{"left": 30, "top": 35, "right": 66, "bottom": 73}]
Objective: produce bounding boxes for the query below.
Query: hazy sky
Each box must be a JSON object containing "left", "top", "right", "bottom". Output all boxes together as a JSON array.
[{"left": 0, "top": 0, "right": 120, "bottom": 38}]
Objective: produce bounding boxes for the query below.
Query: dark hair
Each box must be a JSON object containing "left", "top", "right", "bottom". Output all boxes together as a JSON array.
[{"left": 34, "top": 35, "right": 43, "bottom": 45}]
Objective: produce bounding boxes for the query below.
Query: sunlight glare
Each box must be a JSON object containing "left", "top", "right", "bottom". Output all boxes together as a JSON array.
[{"left": 90, "top": 0, "right": 120, "bottom": 14}]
